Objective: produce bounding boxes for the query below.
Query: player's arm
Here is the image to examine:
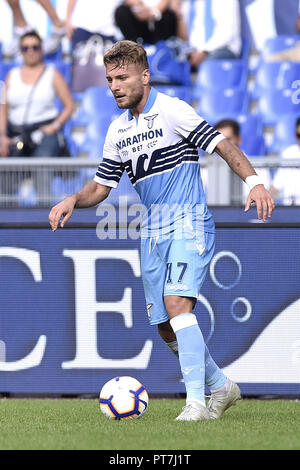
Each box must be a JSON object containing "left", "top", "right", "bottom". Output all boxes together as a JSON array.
[
  {"left": 49, "top": 181, "right": 111, "bottom": 231},
  {"left": 215, "top": 138, "right": 275, "bottom": 221}
]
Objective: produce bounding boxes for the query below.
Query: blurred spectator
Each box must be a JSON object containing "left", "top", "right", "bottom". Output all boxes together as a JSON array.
[
  {"left": 115, "top": 0, "right": 187, "bottom": 44},
  {"left": 67, "top": 0, "right": 123, "bottom": 92},
  {"left": 0, "top": 31, "right": 74, "bottom": 159},
  {"left": 4, "top": 0, "right": 65, "bottom": 56},
  {"left": 267, "top": 12, "right": 300, "bottom": 62},
  {"left": 185, "top": 0, "right": 242, "bottom": 68},
  {"left": 215, "top": 118, "right": 241, "bottom": 148},
  {"left": 215, "top": 118, "right": 271, "bottom": 204},
  {"left": 267, "top": 41, "right": 300, "bottom": 62},
  {"left": 296, "top": 12, "right": 300, "bottom": 33},
  {"left": 269, "top": 117, "right": 300, "bottom": 205},
  {"left": 66, "top": 0, "right": 122, "bottom": 51}
]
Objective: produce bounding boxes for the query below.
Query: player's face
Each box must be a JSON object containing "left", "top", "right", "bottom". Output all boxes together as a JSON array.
[{"left": 106, "top": 62, "right": 150, "bottom": 114}]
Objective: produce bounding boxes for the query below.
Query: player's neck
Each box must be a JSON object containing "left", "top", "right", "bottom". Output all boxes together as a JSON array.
[{"left": 130, "top": 86, "right": 151, "bottom": 118}]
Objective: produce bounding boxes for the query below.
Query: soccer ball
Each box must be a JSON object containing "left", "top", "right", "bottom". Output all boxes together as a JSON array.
[{"left": 99, "top": 376, "right": 149, "bottom": 420}]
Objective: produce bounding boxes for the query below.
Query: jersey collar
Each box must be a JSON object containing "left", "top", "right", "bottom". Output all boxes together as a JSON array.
[{"left": 128, "top": 87, "right": 158, "bottom": 121}]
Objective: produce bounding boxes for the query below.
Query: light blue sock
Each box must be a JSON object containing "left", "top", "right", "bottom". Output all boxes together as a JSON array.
[
  {"left": 170, "top": 313, "right": 206, "bottom": 405},
  {"left": 205, "top": 345, "right": 227, "bottom": 390},
  {"left": 166, "top": 338, "right": 227, "bottom": 391}
]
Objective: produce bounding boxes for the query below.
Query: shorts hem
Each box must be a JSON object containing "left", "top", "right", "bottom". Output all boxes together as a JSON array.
[
  {"left": 164, "top": 291, "right": 197, "bottom": 300},
  {"left": 149, "top": 317, "right": 169, "bottom": 326}
]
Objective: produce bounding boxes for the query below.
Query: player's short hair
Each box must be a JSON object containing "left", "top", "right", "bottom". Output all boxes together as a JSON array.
[
  {"left": 296, "top": 117, "right": 300, "bottom": 128},
  {"left": 104, "top": 40, "right": 149, "bottom": 71},
  {"left": 215, "top": 119, "right": 240, "bottom": 137}
]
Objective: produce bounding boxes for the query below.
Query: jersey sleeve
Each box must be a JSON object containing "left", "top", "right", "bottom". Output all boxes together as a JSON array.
[
  {"left": 168, "top": 98, "right": 226, "bottom": 154},
  {"left": 93, "top": 124, "right": 125, "bottom": 188}
]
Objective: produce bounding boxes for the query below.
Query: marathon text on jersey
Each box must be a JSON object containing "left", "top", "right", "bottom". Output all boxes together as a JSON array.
[{"left": 116, "top": 128, "right": 163, "bottom": 150}]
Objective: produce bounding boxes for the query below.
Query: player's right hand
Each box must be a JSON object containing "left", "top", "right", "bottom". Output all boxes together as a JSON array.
[
  {"left": 244, "top": 185, "right": 275, "bottom": 221},
  {"left": 48, "top": 195, "right": 76, "bottom": 232}
]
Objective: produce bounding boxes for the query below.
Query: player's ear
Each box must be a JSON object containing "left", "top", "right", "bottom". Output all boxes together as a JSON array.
[{"left": 142, "top": 69, "right": 150, "bottom": 85}]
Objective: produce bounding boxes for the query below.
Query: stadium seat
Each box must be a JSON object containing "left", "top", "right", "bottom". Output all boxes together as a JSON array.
[
  {"left": 76, "top": 116, "right": 113, "bottom": 157},
  {"left": 55, "top": 61, "right": 72, "bottom": 85},
  {"left": 72, "top": 91, "right": 83, "bottom": 103},
  {"left": 81, "top": 86, "right": 118, "bottom": 117},
  {"left": 197, "top": 88, "right": 250, "bottom": 123},
  {"left": 240, "top": 37, "right": 250, "bottom": 63},
  {"left": 71, "top": 91, "right": 84, "bottom": 117},
  {"left": 0, "top": 62, "right": 15, "bottom": 81},
  {"left": 146, "top": 40, "right": 192, "bottom": 86},
  {"left": 72, "top": 86, "right": 121, "bottom": 126},
  {"left": 194, "top": 60, "right": 248, "bottom": 99},
  {"left": 212, "top": 113, "right": 263, "bottom": 139},
  {"left": 44, "top": 45, "right": 63, "bottom": 64},
  {"left": 236, "top": 113, "right": 264, "bottom": 139},
  {"left": 85, "top": 141, "right": 104, "bottom": 160},
  {"left": 211, "top": 113, "right": 265, "bottom": 156},
  {"left": 262, "top": 35, "right": 300, "bottom": 58},
  {"left": 256, "top": 88, "right": 300, "bottom": 126},
  {"left": 253, "top": 61, "right": 300, "bottom": 99},
  {"left": 155, "top": 85, "right": 193, "bottom": 103},
  {"left": 242, "top": 134, "right": 266, "bottom": 156},
  {"left": 268, "top": 113, "right": 299, "bottom": 153}
]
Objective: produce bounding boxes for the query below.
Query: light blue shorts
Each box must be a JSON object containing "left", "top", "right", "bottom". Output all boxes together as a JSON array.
[{"left": 140, "top": 231, "right": 215, "bottom": 325}]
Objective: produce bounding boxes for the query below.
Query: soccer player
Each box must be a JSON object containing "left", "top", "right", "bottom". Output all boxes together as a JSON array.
[{"left": 49, "top": 40, "right": 275, "bottom": 421}]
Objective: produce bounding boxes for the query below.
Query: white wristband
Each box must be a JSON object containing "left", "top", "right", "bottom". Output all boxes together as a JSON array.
[{"left": 245, "top": 175, "right": 264, "bottom": 191}]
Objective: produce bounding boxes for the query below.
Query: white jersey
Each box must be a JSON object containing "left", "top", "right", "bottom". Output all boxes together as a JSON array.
[{"left": 94, "top": 88, "right": 225, "bottom": 237}]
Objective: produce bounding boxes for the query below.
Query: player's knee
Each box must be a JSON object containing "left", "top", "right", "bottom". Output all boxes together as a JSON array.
[{"left": 164, "top": 295, "right": 193, "bottom": 318}]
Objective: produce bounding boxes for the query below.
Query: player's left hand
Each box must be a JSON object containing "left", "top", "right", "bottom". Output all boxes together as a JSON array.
[{"left": 244, "top": 185, "right": 275, "bottom": 221}]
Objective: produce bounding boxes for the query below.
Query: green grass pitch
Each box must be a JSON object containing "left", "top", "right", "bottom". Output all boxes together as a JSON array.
[{"left": 0, "top": 398, "right": 299, "bottom": 450}]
